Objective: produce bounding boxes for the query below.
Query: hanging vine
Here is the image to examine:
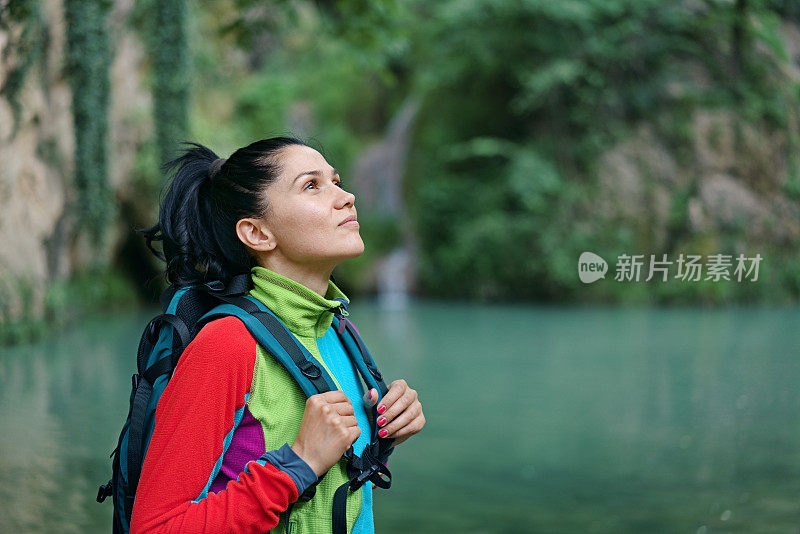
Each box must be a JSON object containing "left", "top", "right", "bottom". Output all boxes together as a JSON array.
[
  {"left": 153, "top": 0, "right": 190, "bottom": 179},
  {"left": 0, "top": 0, "right": 47, "bottom": 137},
  {"left": 64, "top": 0, "right": 114, "bottom": 255}
]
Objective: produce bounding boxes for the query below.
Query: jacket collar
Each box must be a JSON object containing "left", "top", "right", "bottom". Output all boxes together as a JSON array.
[{"left": 248, "top": 266, "right": 349, "bottom": 339}]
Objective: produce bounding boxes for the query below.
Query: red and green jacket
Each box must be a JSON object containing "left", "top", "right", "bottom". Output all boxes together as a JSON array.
[{"left": 130, "top": 266, "right": 377, "bottom": 533}]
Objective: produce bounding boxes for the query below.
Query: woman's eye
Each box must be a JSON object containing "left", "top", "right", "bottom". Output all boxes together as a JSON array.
[{"left": 304, "top": 179, "right": 343, "bottom": 190}]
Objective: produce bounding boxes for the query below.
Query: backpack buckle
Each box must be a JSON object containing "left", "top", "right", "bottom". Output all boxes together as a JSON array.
[
  {"left": 146, "top": 319, "right": 159, "bottom": 344},
  {"left": 369, "top": 461, "right": 391, "bottom": 489},
  {"left": 345, "top": 447, "right": 392, "bottom": 492},
  {"left": 350, "top": 460, "right": 391, "bottom": 491},
  {"left": 300, "top": 362, "right": 321, "bottom": 379},
  {"left": 202, "top": 280, "right": 226, "bottom": 293},
  {"left": 366, "top": 363, "right": 382, "bottom": 381},
  {"left": 96, "top": 481, "right": 113, "bottom": 503}
]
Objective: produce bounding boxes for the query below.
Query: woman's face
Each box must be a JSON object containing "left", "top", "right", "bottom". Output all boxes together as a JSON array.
[{"left": 260, "top": 144, "right": 364, "bottom": 267}]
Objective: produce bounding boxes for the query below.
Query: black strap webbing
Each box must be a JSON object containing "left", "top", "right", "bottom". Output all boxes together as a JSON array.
[
  {"left": 332, "top": 480, "right": 351, "bottom": 534},
  {"left": 126, "top": 376, "right": 153, "bottom": 524},
  {"left": 159, "top": 285, "right": 177, "bottom": 313},
  {"left": 159, "top": 314, "right": 190, "bottom": 348},
  {"left": 334, "top": 315, "right": 395, "bottom": 455},
  {"left": 343, "top": 318, "right": 386, "bottom": 390},
  {"left": 219, "top": 273, "right": 252, "bottom": 296},
  {"left": 330, "top": 443, "right": 393, "bottom": 533},
  {"left": 138, "top": 314, "right": 190, "bottom": 374},
  {"left": 141, "top": 356, "right": 173, "bottom": 385}
]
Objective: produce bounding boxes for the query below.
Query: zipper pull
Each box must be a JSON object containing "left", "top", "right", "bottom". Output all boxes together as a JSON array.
[{"left": 332, "top": 297, "right": 350, "bottom": 317}]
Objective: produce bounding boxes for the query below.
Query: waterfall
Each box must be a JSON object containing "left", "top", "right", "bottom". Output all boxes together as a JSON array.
[
  {"left": 377, "top": 246, "right": 411, "bottom": 309},
  {"left": 351, "top": 97, "right": 420, "bottom": 307}
]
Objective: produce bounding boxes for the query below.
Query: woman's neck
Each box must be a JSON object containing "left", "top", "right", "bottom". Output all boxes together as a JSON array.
[{"left": 256, "top": 256, "right": 334, "bottom": 298}]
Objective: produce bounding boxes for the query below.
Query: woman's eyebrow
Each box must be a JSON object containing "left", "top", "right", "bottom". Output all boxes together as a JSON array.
[{"left": 293, "top": 168, "right": 339, "bottom": 183}]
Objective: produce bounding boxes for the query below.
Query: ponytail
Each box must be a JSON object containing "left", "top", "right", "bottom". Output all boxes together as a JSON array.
[{"left": 138, "top": 137, "right": 307, "bottom": 287}]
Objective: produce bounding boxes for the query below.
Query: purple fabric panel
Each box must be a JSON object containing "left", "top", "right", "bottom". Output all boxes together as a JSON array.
[{"left": 209, "top": 405, "right": 265, "bottom": 494}]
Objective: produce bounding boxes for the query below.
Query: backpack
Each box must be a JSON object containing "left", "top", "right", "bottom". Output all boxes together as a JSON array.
[{"left": 96, "top": 274, "right": 394, "bottom": 534}]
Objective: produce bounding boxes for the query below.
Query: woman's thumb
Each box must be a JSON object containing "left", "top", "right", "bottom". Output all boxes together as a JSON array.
[{"left": 363, "top": 388, "right": 378, "bottom": 407}]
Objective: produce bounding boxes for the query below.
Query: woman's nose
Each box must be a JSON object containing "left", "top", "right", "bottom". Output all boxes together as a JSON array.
[{"left": 337, "top": 188, "right": 356, "bottom": 208}]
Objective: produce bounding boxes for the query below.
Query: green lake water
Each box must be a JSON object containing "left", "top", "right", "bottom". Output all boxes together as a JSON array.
[{"left": 1, "top": 302, "right": 799, "bottom": 533}]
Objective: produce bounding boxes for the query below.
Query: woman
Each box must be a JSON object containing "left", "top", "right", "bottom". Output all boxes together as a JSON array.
[{"left": 130, "top": 137, "right": 425, "bottom": 533}]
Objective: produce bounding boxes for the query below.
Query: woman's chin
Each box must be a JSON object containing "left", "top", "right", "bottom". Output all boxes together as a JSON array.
[
  {"left": 346, "top": 240, "right": 365, "bottom": 258},
  {"left": 321, "top": 235, "right": 364, "bottom": 263},
  {"left": 341, "top": 237, "right": 365, "bottom": 259}
]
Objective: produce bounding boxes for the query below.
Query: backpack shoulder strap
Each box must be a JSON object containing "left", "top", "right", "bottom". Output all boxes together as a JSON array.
[
  {"left": 332, "top": 315, "right": 389, "bottom": 399},
  {"left": 198, "top": 295, "right": 338, "bottom": 397},
  {"left": 332, "top": 314, "right": 394, "bottom": 456}
]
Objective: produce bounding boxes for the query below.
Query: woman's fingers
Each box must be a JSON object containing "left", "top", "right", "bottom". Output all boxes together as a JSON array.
[
  {"left": 380, "top": 399, "right": 423, "bottom": 438},
  {"left": 318, "top": 390, "right": 349, "bottom": 403},
  {"left": 332, "top": 401, "right": 355, "bottom": 416},
  {"left": 373, "top": 379, "right": 426, "bottom": 443},
  {"left": 328, "top": 380, "right": 425, "bottom": 444},
  {"left": 363, "top": 388, "right": 378, "bottom": 408},
  {"left": 335, "top": 415, "right": 359, "bottom": 428},
  {"left": 378, "top": 381, "right": 416, "bottom": 427},
  {"left": 376, "top": 379, "right": 408, "bottom": 417}
]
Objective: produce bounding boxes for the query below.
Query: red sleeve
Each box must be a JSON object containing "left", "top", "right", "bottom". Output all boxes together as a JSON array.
[{"left": 130, "top": 316, "right": 299, "bottom": 534}]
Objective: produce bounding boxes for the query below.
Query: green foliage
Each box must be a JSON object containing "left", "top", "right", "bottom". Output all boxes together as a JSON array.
[
  {"left": 0, "top": 0, "right": 47, "bottom": 137},
  {"left": 153, "top": 0, "right": 191, "bottom": 173},
  {"left": 0, "top": 269, "right": 139, "bottom": 345},
  {"left": 0, "top": 277, "right": 47, "bottom": 344},
  {"left": 400, "top": 0, "right": 800, "bottom": 303},
  {"left": 44, "top": 268, "right": 139, "bottom": 320},
  {"left": 121, "top": 0, "right": 800, "bottom": 305},
  {"left": 233, "top": 72, "right": 296, "bottom": 140},
  {"left": 64, "top": 0, "right": 114, "bottom": 254},
  {"left": 220, "top": 0, "right": 410, "bottom": 82},
  {"left": 128, "top": 0, "right": 191, "bottom": 175},
  {"left": 409, "top": 138, "right": 590, "bottom": 300}
]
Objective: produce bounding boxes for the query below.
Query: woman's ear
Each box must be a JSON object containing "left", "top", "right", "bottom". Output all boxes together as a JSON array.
[{"left": 236, "top": 218, "right": 276, "bottom": 252}]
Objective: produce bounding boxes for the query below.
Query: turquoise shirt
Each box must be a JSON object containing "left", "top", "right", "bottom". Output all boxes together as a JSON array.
[{"left": 317, "top": 328, "right": 375, "bottom": 533}]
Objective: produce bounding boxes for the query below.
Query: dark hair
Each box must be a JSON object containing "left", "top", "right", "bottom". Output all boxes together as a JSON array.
[{"left": 139, "top": 136, "right": 308, "bottom": 287}]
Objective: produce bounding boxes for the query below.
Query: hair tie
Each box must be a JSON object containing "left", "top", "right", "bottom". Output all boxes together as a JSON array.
[{"left": 208, "top": 158, "right": 227, "bottom": 179}]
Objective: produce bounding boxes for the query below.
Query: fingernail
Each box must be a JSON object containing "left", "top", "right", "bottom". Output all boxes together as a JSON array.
[
  {"left": 377, "top": 416, "right": 386, "bottom": 426},
  {"left": 377, "top": 405, "right": 386, "bottom": 414},
  {"left": 379, "top": 429, "right": 388, "bottom": 438}
]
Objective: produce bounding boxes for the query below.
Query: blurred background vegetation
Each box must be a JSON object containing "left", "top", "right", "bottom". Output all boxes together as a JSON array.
[
  {"left": 1, "top": 0, "right": 799, "bottom": 343},
  {"left": 3, "top": 3, "right": 800, "bottom": 533}
]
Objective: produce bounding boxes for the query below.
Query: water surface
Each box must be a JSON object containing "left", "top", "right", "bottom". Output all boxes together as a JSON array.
[{"left": 1, "top": 302, "right": 798, "bottom": 533}]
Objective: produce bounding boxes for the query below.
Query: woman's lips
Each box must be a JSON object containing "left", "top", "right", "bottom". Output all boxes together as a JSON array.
[{"left": 339, "top": 214, "right": 358, "bottom": 227}]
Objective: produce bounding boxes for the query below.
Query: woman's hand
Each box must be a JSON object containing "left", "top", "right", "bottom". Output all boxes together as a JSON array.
[
  {"left": 292, "top": 390, "right": 361, "bottom": 476},
  {"left": 364, "top": 379, "right": 425, "bottom": 446}
]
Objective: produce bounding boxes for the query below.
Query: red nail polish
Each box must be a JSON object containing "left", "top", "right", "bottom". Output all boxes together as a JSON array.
[
  {"left": 377, "top": 405, "right": 386, "bottom": 414},
  {"left": 377, "top": 417, "right": 386, "bottom": 426},
  {"left": 379, "top": 429, "right": 388, "bottom": 438}
]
